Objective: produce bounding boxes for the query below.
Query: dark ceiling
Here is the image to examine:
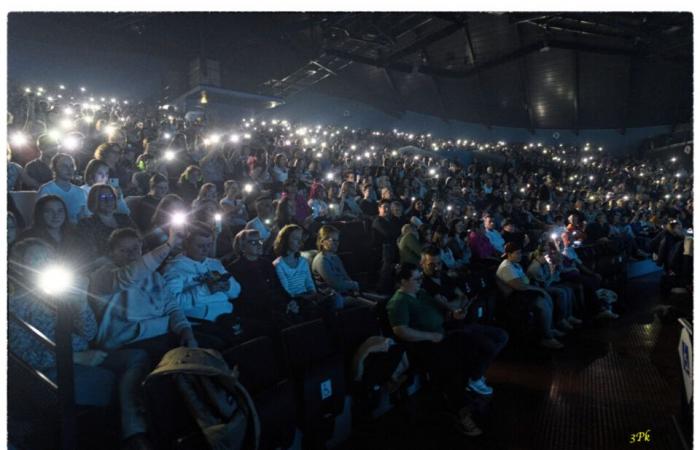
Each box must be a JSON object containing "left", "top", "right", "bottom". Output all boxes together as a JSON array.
[{"left": 8, "top": 12, "right": 693, "bottom": 130}]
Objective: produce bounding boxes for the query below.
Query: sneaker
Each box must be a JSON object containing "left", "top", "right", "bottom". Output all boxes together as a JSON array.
[
  {"left": 455, "top": 408, "right": 483, "bottom": 437},
  {"left": 467, "top": 377, "right": 494, "bottom": 396},
  {"left": 540, "top": 338, "right": 564, "bottom": 349},
  {"left": 558, "top": 320, "right": 575, "bottom": 331},
  {"left": 568, "top": 316, "right": 583, "bottom": 326},
  {"left": 551, "top": 328, "right": 567, "bottom": 338},
  {"left": 595, "top": 309, "right": 620, "bottom": 320}
]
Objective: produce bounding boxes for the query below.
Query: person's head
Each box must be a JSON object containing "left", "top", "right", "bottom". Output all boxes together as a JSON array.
[
  {"left": 184, "top": 221, "right": 215, "bottom": 262},
  {"left": 381, "top": 187, "right": 393, "bottom": 201},
  {"left": 33, "top": 195, "right": 67, "bottom": 231},
  {"left": 83, "top": 159, "right": 111, "bottom": 186},
  {"left": 377, "top": 199, "right": 391, "bottom": 217},
  {"left": 274, "top": 224, "right": 304, "bottom": 257},
  {"left": 50, "top": 153, "right": 76, "bottom": 182},
  {"left": 532, "top": 245, "right": 548, "bottom": 264},
  {"left": 224, "top": 179, "right": 240, "bottom": 197},
  {"left": 192, "top": 199, "right": 219, "bottom": 223},
  {"left": 502, "top": 218, "right": 515, "bottom": 233},
  {"left": 340, "top": 181, "right": 355, "bottom": 197},
  {"left": 362, "top": 184, "right": 374, "bottom": 199},
  {"left": 9, "top": 238, "right": 55, "bottom": 281},
  {"left": 412, "top": 198, "right": 424, "bottom": 211},
  {"left": 483, "top": 214, "right": 496, "bottom": 230},
  {"left": 108, "top": 228, "right": 143, "bottom": 266},
  {"left": 197, "top": 183, "right": 218, "bottom": 203},
  {"left": 94, "top": 143, "right": 121, "bottom": 168},
  {"left": 390, "top": 200, "right": 403, "bottom": 218},
  {"left": 274, "top": 153, "right": 289, "bottom": 168},
  {"left": 254, "top": 196, "right": 274, "bottom": 219},
  {"left": 317, "top": 225, "right": 340, "bottom": 253},
  {"left": 503, "top": 242, "right": 522, "bottom": 263},
  {"left": 87, "top": 184, "right": 118, "bottom": 216},
  {"left": 420, "top": 245, "right": 443, "bottom": 277},
  {"left": 275, "top": 196, "right": 294, "bottom": 223},
  {"left": 149, "top": 173, "right": 169, "bottom": 199},
  {"left": 233, "top": 229, "right": 263, "bottom": 260},
  {"left": 179, "top": 165, "right": 202, "bottom": 185},
  {"left": 396, "top": 263, "right": 422, "bottom": 295},
  {"left": 401, "top": 223, "right": 414, "bottom": 237},
  {"left": 667, "top": 219, "right": 683, "bottom": 236}
]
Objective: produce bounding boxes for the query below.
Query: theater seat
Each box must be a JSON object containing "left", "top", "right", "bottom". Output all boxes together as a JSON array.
[
  {"left": 222, "top": 337, "right": 297, "bottom": 450},
  {"left": 280, "top": 319, "right": 346, "bottom": 444},
  {"left": 10, "top": 191, "right": 37, "bottom": 226}
]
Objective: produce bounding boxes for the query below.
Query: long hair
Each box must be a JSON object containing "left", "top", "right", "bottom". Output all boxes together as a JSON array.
[
  {"left": 316, "top": 225, "right": 339, "bottom": 251},
  {"left": 151, "top": 194, "right": 186, "bottom": 228},
  {"left": 31, "top": 195, "right": 68, "bottom": 231},
  {"left": 273, "top": 224, "right": 302, "bottom": 257}
]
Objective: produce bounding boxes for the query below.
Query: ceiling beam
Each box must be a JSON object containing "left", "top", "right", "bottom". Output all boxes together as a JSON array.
[
  {"left": 573, "top": 49, "right": 580, "bottom": 135},
  {"left": 382, "top": 22, "right": 464, "bottom": 65},
  {"left": 464, "top": 22, "right": 490, "bottom": 128},
  {"left": 516, "top": 24, "right": 537, "bottom": 133}
]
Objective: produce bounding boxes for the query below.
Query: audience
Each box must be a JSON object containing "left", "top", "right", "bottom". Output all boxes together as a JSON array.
[{"left": 37, "top": 153, "right": 89, "bottom": 224}]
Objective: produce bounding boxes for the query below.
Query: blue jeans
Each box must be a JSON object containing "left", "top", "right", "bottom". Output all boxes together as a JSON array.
[
  {"left": 546, "top": 286, "right": 573, "bottom": 323},
  {"left": 457, "top": 324, "right": 509, "bottom": 379},
  {"left": 74, "top": 348, "right": 151, "bottom": 439}
]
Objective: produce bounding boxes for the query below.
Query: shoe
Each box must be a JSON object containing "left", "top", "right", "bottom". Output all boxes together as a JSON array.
[
  {"left": 551, "top": 329, "right": 567, "bottom": 338},
  {"left": 455, "top": 408, "right": 483, "bottom": 436},
  {"left": 467, "top": 377, "right": 494, "bottom": 396},
  {"left": 595, "top": 309, "right": 620, "bottom": 320},
  {"left": 558, "top": 320, "right": 574, "bottom": 331},
  {"left": 568, "top": 316, "right": 583, "bottom": 326},
  {"left": 540, "top": 338, "right": 564, "bottom": 349}
]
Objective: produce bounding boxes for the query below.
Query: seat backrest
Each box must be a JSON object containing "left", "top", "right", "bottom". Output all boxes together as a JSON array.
[
  {"left": 335, "top": 306, "right": 381, "bottom": 352},
  {"left": 10, "top": 191, "right": 37, "bottom": 226},
  {"left": 281, "top": 319, "right": 335, "bottom": 373},
  {"left": 222, "top": 336, "right": 281, "bottom": 393}
]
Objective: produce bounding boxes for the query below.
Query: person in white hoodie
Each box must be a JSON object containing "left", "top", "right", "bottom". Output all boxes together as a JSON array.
[
  {"left": 89, "top": 226, "right": 196, "bottom": 361},
  {"left": 162, "top": 221, "right": 241, "bottom": 323}
]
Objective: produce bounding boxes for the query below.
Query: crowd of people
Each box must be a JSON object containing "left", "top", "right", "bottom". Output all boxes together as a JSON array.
[{"left": 6, "top": 83, "right": 694, "bottom": 447}]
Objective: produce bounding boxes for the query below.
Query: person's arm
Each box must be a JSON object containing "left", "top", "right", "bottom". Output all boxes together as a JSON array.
[
  {"left": 162, "top": 263, "right": 229, "bottom": 310},
  {"left": 91, "top": 243, "right": 171, "bottom": 295},
  {"left": 315, "top": 254, "right": 356, "bottom": 292},
  {"left": 301, "top": 259, "right": 317, "bottom": 294}
]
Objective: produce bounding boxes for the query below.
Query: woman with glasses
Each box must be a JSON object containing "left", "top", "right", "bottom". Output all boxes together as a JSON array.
[
  {"left": 81, "top": 159, "right": 130, "bottom": 215},
  {"left": 75, "top": 184, "right": 136, "bottom": 268}
]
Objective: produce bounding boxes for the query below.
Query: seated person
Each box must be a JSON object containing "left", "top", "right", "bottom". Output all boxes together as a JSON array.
[
  {"left": 559, "top": 232, "right": 618, "bottom": 320},
  {"left": 226, "top": 229, "right": 285, "bottom": 322},
  {"left": 9, "top": 237, "right": 153, "bottom": 449},
  {"left": 245, "top": 195, "right": 275, "bottom": 253},
  {"left": 18, "top": 195, "right": 79, "bottom": 258},
  {"left": 446, "top": 218, "right": 472, "bottom": 267},
  {"left": 468, "top": 220, "right": 501, "bottom": 265},
  {"left": 432, "top": 225, "right": 467, "bottom": 276},
  {"left": 37, "top": 153, "right": 89, "bottom": 224},
  {"left": 398, "top": 221, "right": 423, "bottom": 265},
  {"left": 496, "top": 243, "right": 565, "bottom": 349},
  {"left": 89, "top": 227, "right": 197, "bottom": 362},
  {"left": 386, "top": 263, "right": 483, "bottom": 437},
  {"left": 527, "top": 245, "right": 583, "bottom": 331},
  {"left": 483, "top": 214, "right": 506, "bottom": 255},
  {"left": 312, "top": 225, "right": 363, "bottom": 307},
  {"left": 81, "top": 159, "right": 130, "bottom": 215},
  {"left": 419, "top": 246, "right": 508, "bottom": 395},
  {"left": 273, "top": 224, "right": 335, "bottom": 314},
  {"left": 501, "top": 218, "right": 531, "bottom": 250},
  {"left": 162, "top": 221, "right": 241, "bottom": 321},
  {"left": 126, "top": 173, "right": 169, "bottom": 233}
]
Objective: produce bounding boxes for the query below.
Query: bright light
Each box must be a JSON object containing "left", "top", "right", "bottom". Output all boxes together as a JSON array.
[
  {"left": 10, "top": 132, "right": 28, "bottom": 147},
  {"left": 163, "top": 132, "right": 172, "bottom": 140},
  {"left": 676, "top": 173, "right": 682, "bottom": 178},
  {"left": 364, "top": 151, "right": 370, "bottom": 158},
  {"left": 110, "top": 98, "right": 117, "bottom": 104},
  {"left": 351, "top": 145, "right": 357, "bottom": 151},
  {"left": 171, "top": 211, "right": 187, "bottom": 226},
  {"left": 61, "top": 135, "right": 81, "bottom": 151},
  {"left": 446, "top": 205, "right": 453, "bottom": 211},
  {"left": 310, "top": 138, "right": 317, "bottom": 145},
  {"left": 48, "top": 129, "right": 62, "bottom": 141},
  {"left": 264, "top": 219, "right": 271, "bottom": 225},
  {"left": 665, "top": 194, "right": 671, "bottom": 199},
  {"left": 589, "top": 176, "right": 594, "bottom": 181},
  {"left": 123, "top": 100, "right": 129, "bottom": 105},
  {"left": 550, "top": 233, "right": 558, "bottom": 241},
  {"left": 284, "top": 140, "right": 291, "bottom": 146},
  {"left": 214, "top": 213, "right": 222, "bottom": 222},
  {"left": 546, "top": 204, "right": 551, "bottom": 211},
  {"left": 391, "top": 150, "right": 398, "bottom": 156},
  {"left": 209, "top": 134, "right": 221, "bottom": 144},
  {"left": 325, "top": 172, "right": 334, "bottom": 181},
  {"left": 321, "top": 142, "right": 327, "bottom": 148},
  {"left": 243, "top": 184, "right": 253, "bottom": 193},
  {"left": 623, "top": 195, "right": 630, "bottom": 201},
  {"left": 38, "top": 266, "right": 73, "bottom": 295},
  {"left": 316, "top": 152, "right": 323, "bottom": 158},
  {"left": 676, "top": 194, "right": 682, "bottom": 199},
  {"left": 100, "top": 97, "right": 106, "bottom": 102},
  {"left": 429, "top": 168, "right": 436, "bottom": 175},
  {"left": 671, "top": 157, "right": 677, "bottom": 163},
  {"left": 83, "top": 116, "right": 94, "bottom": 124},
  {"left": 60, "top": 118, "right": 74, "bottom": 131},
  {"left": 243, "top": 133, "right": 251, "bottom": 140},
  {"left": 37, "top": 86, "right": 44, "bottom": 92},
  {"left": 295, "top": 128, "right": 307, "bottom": 136},
  {"left": 520, "top": 188, "right": 526, "bottom": 193},
  {"left": 164, "top": 150, "right": 175, "bottom": 161},
  {"left": 24, "top": 87, "right": 32, "bottom": 93},
  {"left": 80, "top": 86, "right": 86, "bottom": 92}
]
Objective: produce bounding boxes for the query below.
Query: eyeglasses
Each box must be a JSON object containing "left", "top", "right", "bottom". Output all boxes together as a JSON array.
[
  {"left": 245, "top": 239, "right": 264, "bottom": 246},
  {"left": 98, "top": 193, "right": 116, "bottom": 201},
  {"left": 324, "top": 238, "right": 340, "bottom": 243}
]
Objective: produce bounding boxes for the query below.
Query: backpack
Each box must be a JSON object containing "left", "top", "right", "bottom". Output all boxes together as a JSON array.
[{"left": 146, "top": 347, "right": 260, "bottom": 450}]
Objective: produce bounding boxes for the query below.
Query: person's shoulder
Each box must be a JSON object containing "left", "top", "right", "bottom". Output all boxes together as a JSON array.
[{"left": 37, "top": 180, "right": 55, "bottom": 193}]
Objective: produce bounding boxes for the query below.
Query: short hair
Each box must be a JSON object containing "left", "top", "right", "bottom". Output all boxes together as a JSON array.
[
  {"left": 9, "top": 237, "right": 55, "bottom": 276},
  {"left": 50, "top": 153, "right": 75, "bottom": 173},
  {"left": 83, "top": 159, "right": 110, "bottom": 185},
  {"left": 378, "top": 198, "right": 391, "bottom": 208},
  {"left": 395, "top": 262, "right": 419, "bottom": 283},
  {"left": 108, "top": 227, "right": 141, "bottom": 251},
  {"left": 421, "top": 244, "right": 441, "bottom": 257},
  {"left": 185, "top": 220, "right": 215, "bottom": 243},
  {"left": 149, "top": 173, "right": 168, "bottom": 189},
  {"left": 273, "top": 224, "right": 303, "bottom": 257},
  {"left": 87, "top": 183, "right": 118, "bottom": 213},
  {"left": 94, "top": 143, "right": 121, "bottom": 161},
  {"left": 316, "top": 225, "right": 340, "bottom": 251},
  {"left": 232, "top": 229, "right": 260, "bottom": 256}
]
